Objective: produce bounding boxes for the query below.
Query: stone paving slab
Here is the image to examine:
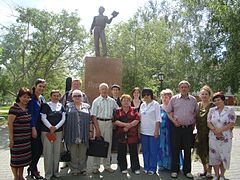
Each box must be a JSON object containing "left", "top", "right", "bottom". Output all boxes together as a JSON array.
[{"left": 1, "top": 126, "right": 240, "bottom": 180}]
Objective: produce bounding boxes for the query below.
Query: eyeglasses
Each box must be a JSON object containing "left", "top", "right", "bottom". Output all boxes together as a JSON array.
[
  {"left": 143, "top": 94, "right": 151, "bottom": 97},
  {"left": 213, "top": 98, "right": 222, "bottom": 103},
  {"left": 73, "top": 95, "right": 82, "bottom": 98}
]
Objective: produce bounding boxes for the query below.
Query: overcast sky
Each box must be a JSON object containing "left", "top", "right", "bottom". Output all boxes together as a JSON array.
[{"left": 0, "top": 0, "right": 148, "bottom": 29}]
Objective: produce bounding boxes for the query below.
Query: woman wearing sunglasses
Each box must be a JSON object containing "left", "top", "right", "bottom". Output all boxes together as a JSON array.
[
  {"left": 64, "top": 89, "right": 91, "bottom": 176},
  {"left": 139, "top": 88, "right": 161, "bottom": 175}
]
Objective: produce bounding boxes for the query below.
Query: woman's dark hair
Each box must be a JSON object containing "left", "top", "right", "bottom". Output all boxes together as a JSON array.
[
  {"left": 50, "top": 90, "right": 61, "bottom": 97},
  {"left": 32, "top": 78, "right": 46, "bottom": 98},
  {"left": 212, "top": 91, "right": 225, "bottom": 101},
  {"left": 16, "top": 87, "right": 31, "bottom": 103},
  {"left": 131, "top": 87, "right": 141, "bottom": 100},
  {"left": 142, "top": 88, "right": 154, "bottom": 99}
]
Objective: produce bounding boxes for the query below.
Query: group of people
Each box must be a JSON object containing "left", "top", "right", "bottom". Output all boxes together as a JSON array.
[{"left": 8, "top": 78, "right": 236, "bottom": 180}]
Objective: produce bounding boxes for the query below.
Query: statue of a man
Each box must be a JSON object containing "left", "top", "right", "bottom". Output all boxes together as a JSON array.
[{"left": 90, "top": 6, "right": 118, "bottom": 57}]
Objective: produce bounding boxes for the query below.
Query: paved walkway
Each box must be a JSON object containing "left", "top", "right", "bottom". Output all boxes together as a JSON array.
[{"left": 1, "top": 125, "right": 240, "bottom": 180}]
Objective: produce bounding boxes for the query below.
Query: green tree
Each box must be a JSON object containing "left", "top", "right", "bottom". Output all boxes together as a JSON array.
[
  {"left": 106, "top": 0, "right": 197, "bottom": 94},
  {"left": 0, "top": 7, "right": 88, "bottom": 98},
  {"left": 179, "top": 0, "right": 240, "bottom": 92}
]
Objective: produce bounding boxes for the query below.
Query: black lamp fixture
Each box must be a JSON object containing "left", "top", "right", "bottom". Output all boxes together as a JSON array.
[{"left": 158, "top": 72, "right": 164, "bottom": 92}]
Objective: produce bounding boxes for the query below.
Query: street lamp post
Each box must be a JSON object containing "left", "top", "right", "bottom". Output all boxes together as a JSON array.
[
  {"left": 158, "top": 72, "right": 164, "bottom": 92},
  {"left": 152, "top": 72, "right": 164, "bottom": 98}
]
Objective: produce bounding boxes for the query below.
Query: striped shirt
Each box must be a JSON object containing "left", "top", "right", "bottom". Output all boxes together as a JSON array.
[
  {"left": 8, "top": 103, "right": 32, "bottom": 167},
  {"left": 91, "top": 95, "right": 118, "bottom": 119}
]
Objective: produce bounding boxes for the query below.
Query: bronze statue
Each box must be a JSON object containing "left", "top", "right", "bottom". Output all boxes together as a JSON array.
[{"left": 90, "top": 6, "right": 119, "bottom": 57}]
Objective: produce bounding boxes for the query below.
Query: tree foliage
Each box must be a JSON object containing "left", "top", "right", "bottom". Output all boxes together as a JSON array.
[
  {"left": 175, "top": 0, "right": 240, "bottom": 93},
  {"left": 107, "top": 0, "right": 240, "bottom": 95},
  {"left": 0, "top": 7, "right": 88, "bottom": 98}
]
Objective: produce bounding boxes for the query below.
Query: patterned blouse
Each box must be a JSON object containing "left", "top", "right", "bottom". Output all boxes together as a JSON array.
[
  {"left": 207, "top": 106, "right": 236, "bottom": 140},
  {"left": 113, "top": 107, "right": 140, "bottom": 144}
]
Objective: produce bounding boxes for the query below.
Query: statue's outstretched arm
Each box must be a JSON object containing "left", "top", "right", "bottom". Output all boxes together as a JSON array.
[
  {"left": 106, "top": 11, "right": 119, "bottom": 24},
  {"left": 106, "top": 16, "right": 113, "bottom": 24}
]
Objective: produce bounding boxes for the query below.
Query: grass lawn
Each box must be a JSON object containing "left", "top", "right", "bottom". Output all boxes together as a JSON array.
[
  {"left": 0, "top": 105, "right": 9, "bottom": 123},
  {"left": 0, "top": 105, "right": 10, "bottom": 110},
  {"left": 0, "top": 110, "right": 8, "bottom": 126}
]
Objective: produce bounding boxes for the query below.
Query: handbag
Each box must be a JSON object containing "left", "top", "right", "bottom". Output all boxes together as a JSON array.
[
  {"left": 60, "top": 142, "right": 71, "bottom": 162},
  {"left": 87, "top": 136, "right": 109, "bottom": 158}
]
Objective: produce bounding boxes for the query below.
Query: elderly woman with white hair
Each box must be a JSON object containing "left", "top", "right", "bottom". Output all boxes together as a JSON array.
[{"left": 64, "top": 89, "right": 91, "bottom": 176}]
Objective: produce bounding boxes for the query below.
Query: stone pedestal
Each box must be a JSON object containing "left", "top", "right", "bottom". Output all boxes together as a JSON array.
[{"left": 84, "top": 56, "right": 122, "bottom": 104}]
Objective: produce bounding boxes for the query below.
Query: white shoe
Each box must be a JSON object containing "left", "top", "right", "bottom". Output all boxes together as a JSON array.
[
  {"left": 143, "top": 169, "right": 148, "bottom": 174},
  {"left": 212, "top": 176, "right": 219, "bottom": 180},
  {"left": 121, "top": 170, "right": 128, "bottom": 174},
  {"left": 148, "top": 171, "right": 155, "bottom": 175},
  {"left": 134, "top": 170, "right": 140, "bottom": 175},
  {"left": 171, "top": 172, "right": 178, "bottom": 178},
  {"left": 219, "top": 177, "right": 225, "bottom": 180},
  {"left": 185, "top": 173, "right": 194, "bottom": 179}
]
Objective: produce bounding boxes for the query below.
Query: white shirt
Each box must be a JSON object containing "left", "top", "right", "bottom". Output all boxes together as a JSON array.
[
  {"left": 41, "top": 101, "right": 66, "bottom": 130},
  {"left": 140, "top": 100, "right": 161, "bottom": 136}
]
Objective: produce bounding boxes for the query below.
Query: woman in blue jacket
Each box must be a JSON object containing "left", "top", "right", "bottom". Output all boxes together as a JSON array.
[{"left": 28, "top": 78, "right": 46, "bottom": 179}]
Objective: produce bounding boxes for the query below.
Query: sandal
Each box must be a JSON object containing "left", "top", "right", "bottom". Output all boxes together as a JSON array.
[
  {"left": 206, "top": 172, "right": 213, "bottom": 178},
  {"left": 199, "top": 172, "right": 207, "bottom": 177}
]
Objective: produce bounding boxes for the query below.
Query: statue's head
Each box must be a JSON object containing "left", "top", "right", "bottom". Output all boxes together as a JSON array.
[{"left": 99, "top": 6, "right": 105, "bottom": 14}]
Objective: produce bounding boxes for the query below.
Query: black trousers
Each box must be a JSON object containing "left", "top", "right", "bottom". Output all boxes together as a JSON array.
[
  {"left": 111, "top": 129, "right": 118, "bottom": 152},
  {"left": 171, "top": 125, "right": 193, "bottom": 174},
  {"left": 117, "top": 143, "right": 140, "bottom": 172},
  {"left": 30, "top": 133, "right": 43, "bottom": 172}
]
